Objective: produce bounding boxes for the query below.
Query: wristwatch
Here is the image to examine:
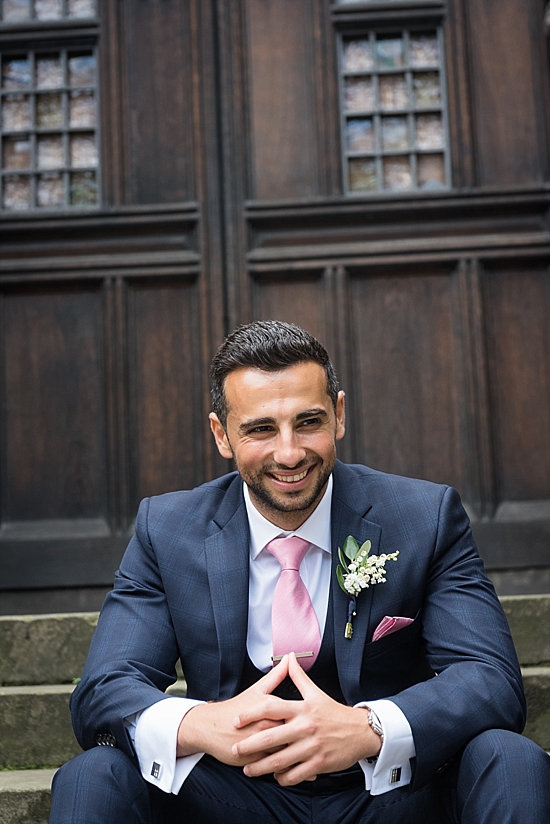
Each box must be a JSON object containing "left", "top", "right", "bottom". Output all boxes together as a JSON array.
[{"left": 366, "top": 708, "right": 384, "bottom": 763}]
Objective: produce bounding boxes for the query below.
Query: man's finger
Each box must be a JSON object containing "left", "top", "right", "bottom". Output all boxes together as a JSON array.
[
  {"left": 255, "top": 654, "right": 289, "bottom": 695},
  {"left": 287, "top": 651, "right": 322, "bottom": 699}
]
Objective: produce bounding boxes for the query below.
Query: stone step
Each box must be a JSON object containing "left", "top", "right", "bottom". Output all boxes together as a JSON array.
[
  {"left": 0, "top": 685, "right": 80, "bottom": 770},
  {"left": 523, "top": 667, "right": 550, "bottom": 752},
  {"left": 501, "top": 595, "right": 550, "bottom": 666},
  {"left": 1, "top": 596, "right": 549, "bottom": 687},
  {"left": 0, "top": 612, "right": 98, "bottom": 686},
  {"left": 0, "top": 769, "right": 56, "bottom": 824}
]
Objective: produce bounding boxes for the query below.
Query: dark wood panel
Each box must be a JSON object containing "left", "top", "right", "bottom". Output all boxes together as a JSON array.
[
  {"left": 245, "top": 0, "right": 319, "bottom": 199},
  {"left": 484, "top": 265, "right": 550, "bottom": 503},
  {"left": 1, "top": 285, "right": 106, "bottom": 523},
  {"left": 348, "top": 267, "right": 466, "bottom": 491},
  {"left": 121, "top": 0, "right": 195, "bottom": 204},
  {"left": 127, "top": 278, "right": 204, "bottom": 510},
  {"left": 468, "top": 0, "right": 544, "bottom": 186},
  {"left": 0, "top": 536, "right": 128, "bottom": 589},
  {"left": 251, "top": 271, "right": 327, "bottom": 343}
]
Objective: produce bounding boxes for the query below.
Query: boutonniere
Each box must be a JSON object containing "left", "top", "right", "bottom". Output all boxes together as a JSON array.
[{"left": 336, "top": 536, "right": 399, "bottom": 639}]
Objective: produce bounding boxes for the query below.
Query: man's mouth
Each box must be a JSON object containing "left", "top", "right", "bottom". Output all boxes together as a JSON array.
[{"left": 269, "top": 466, "right": 312, "bottom": 484}]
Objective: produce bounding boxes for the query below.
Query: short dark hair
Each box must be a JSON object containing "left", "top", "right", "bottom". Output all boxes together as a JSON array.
[{"left": 210, "top": 320, "right": 339, "bottom": 427}]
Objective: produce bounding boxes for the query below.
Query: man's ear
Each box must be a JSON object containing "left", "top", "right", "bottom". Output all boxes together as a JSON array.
[
  {"left": 209, "top": 413, "right": 234, "bottom": 459},
  {"left": 335, "top": 390, "right": 346, "bottom": 441}
]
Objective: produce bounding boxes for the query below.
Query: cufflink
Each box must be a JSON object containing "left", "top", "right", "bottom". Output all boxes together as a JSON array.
[
  {"left": 151, "top": 762, "right": 161, "bottom": 779},
  {"left": 390, "top": 767, "right": 402, "bottom": 784}
]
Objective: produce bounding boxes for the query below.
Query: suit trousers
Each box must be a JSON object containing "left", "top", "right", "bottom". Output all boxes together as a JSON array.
[{"left": 49, "top": 729, "right": 550, "bottom": 824}]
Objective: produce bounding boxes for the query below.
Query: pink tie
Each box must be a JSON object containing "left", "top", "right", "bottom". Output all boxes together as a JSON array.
[{"left": 265, "top": 536, "right": 321, "bottom": 671}]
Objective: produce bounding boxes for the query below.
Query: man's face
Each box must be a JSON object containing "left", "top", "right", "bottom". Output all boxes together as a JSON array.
[{"left": 209, "top": 361, "right": 345, "bottom": 529}]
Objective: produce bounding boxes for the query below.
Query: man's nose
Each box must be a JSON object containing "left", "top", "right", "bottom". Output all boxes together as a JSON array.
[{"left": 272, "top": 431, "right": 307, "bottom": 467}]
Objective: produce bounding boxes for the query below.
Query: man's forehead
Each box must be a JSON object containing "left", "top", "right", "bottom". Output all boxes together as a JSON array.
[{"left": 223, "top": 363, "right": 332, "bottom": 416}]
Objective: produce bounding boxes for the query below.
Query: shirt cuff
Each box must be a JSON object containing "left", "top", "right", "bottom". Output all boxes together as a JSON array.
[
  {"left": 354, "top": 699, "right": 415, "bottom": 795},
  {"left": 128, "top": 696, "right": 205, "bottom": 794}
]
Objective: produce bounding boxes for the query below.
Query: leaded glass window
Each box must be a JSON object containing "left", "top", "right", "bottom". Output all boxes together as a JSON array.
[
  {"left": 1, "top": 47, "right": 99, "bottom": 210},
  {"left": 0, "top": 0, "right": 95, "bottom": 21},
  {"left": 338, "top": 28, "right": 450, "bottom": 194}
]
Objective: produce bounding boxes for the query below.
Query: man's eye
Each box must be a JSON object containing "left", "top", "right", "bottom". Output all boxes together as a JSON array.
[
  {"left": 249, "top": 425, "right": 273, "bottom": 434},
  {"left": 300, "top": 417, "right": 321, "bottom": 427}
]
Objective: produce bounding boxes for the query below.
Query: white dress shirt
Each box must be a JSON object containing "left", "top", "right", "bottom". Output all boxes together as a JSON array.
[{"left": 126, "top": 476, "right": 415, "bottom": 795}]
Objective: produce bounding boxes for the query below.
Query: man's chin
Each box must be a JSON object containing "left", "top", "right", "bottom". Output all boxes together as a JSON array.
[{"left": 247, "top": 475, "right": 329, "bottom": 515}]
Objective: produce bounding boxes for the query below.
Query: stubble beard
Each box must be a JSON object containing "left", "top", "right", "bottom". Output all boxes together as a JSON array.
[{"left": 241, "top": 457, "right": 335, "bottom": 516}]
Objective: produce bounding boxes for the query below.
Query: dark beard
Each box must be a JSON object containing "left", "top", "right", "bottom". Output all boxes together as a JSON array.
[{"left": 242, "top": 460, "right": 334, "bottom": 516}]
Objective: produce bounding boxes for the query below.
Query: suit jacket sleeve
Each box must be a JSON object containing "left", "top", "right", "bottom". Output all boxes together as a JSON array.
[
  {"left": 385, "top": 485, "right": 526, "bottom": 789},
  {"left": 70, "top": 496, "right": 184, "bottom": 759}
]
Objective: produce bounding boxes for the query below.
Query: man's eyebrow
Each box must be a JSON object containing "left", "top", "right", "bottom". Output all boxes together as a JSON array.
[
  {"left": 296, "top": 408, "right": 329, "bottom": 420},
  {"left": 238, "top": 417, "right": 275, "bottom": 434}
]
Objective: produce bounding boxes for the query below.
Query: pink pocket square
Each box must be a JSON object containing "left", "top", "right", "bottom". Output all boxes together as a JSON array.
[{"left": 372, "top": 615, "right": 414, "bottom": 642}]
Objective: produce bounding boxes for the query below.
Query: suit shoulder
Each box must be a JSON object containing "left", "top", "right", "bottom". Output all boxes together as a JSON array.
[
  {"left": 139, "top": 471, "right": 241, "bottom": 526},
  {"left": 341, "top": 461, "right": 447, "bottom": 491},
  {"left": 337, "top": 461, "right": 455, "bottom": 508}
]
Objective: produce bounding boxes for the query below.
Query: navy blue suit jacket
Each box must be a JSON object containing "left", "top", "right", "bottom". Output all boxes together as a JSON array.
[{"left": 71, "top": 461, "right": 525, "bottom": 790}]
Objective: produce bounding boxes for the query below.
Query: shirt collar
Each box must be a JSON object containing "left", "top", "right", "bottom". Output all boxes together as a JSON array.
[{"left": 244, "top": 474, "right": 333, "bottom": 560}]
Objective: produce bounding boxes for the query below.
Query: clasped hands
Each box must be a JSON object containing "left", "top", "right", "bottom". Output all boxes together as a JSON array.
[{"left": 177, "top": 652, "right": 382, "bottom": 785}]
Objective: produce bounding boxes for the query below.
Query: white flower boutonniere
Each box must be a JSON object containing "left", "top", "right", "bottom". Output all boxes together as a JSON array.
[{"left": 336, "top": 536, "right": 399, "bottom": 639}]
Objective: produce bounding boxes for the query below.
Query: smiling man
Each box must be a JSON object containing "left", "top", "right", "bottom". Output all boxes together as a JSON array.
[{"left": 50, "top": 320, "right": 550, "bottom": 824}]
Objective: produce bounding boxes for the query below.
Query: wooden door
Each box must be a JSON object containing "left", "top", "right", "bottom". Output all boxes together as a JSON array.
[{"left": 1, "top": 0, "right": 549, "bottom": 612}]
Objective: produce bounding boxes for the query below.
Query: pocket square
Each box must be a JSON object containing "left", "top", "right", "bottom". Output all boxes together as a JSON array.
[{"left": 372, "top": 615, "right": 414, "bottom": 643}]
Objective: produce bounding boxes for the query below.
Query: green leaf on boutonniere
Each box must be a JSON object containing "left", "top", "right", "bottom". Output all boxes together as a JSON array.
[
  {"left": 338, "top": 546, "right": 349, "bottom": 573},
  {"left": 343, "top": 535, "right": 359, "bottom": 561},
  {"left": 336, "top": 564, "right": 346, "bottom": 592}
]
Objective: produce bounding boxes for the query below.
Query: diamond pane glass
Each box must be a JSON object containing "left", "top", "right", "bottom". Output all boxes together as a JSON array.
[
  {"left": 379, "top": 74, "right": 408, "bottom": 111},
  {"left": 413, "top": 72, "right": 441, "bottom": 108},
  {"left": 3, "top": 175, "right": 31, "bottom": 209},
  {"left": 1, "top": 0, "right": 30, "bottom": 21},
  {"left": 2, "top": 59, "right": 31, "bottom": 90},
  {"left": 346, "top": 119, "right": 375, "bottom": 153},
  {"left": 344, "top": 77, "right": 374, "bottom": 112},
  {"left": 383, "top": 156, "right": 412, "bottom": 191},
  {"left": 415, "top": 114, "right": 444, "bottom": 150},
  {"left": 3, "top": 137, "right": 31, "bottom": 170},
  {"left": 68, "top": 0, "right": 95, "bottom": 16},
  {"left": 37, "top": 135, "right": 64, "bottom": 169},
  {"left": 35, "top": 0, "right": 62, "bottom": 18},
  {"left": 70, "top": 133, "right": 97, "bottom": 167},
  {"left": 3, "top": 95, "right": 31, "bottom": 131},
  {"left": 376, "top": 37, "right": 404, "bottom": 69},
  {"left": 36, "top": 57, "right": 63, "bottom": 90},
  {"left": 381, "top": 116, "right": 408, "bottom": 151},
  {"left": 410, "top": 33, "right": 439, "bottom": 68},
  {"left": 37, "top": 171, "right": 64, "bottom": 207},
  {"left": 343, "top": 40, "right": 374, "bottom": 73},
  {"left": 36, "top": 94, "right": 64, "bottom": 128},
  {"left": 418, "top": 153, "right": 446, "bottom": 189},
  {"left": 69, "top": 55, "right": 96, "bottom": 87},
  {"left": 69, "top": 91, "right": 95, "bottom": 127},
  {"left": 70, "top": 170, "right": 97, "bottom": 205},
  {"left": 349, "top": 158, "right": 377, "bottom": 191}
]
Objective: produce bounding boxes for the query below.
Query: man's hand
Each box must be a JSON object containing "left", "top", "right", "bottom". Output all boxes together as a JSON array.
[
  {"left": 231, "top": 652, "right": 382, "bottom": 785},
  {"left": 177, "top": 654, "right": 290, "bottom": 765}
]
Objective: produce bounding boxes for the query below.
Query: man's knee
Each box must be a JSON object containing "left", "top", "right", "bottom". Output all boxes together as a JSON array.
[
  {"left": 461, "top": 728, "right": 550, "bottom": 776},
  {"left": 50, "top": 748, "right": 151, "bottom": 824}
]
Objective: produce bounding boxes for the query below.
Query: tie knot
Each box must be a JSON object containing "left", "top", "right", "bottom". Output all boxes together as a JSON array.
[{"left": 265, "top": 536, "right": 311, "bottom": 571}]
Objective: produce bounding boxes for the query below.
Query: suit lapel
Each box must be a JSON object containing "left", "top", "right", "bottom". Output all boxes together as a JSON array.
[
  {"left": 205, "top": 476, "right": 250, "bottom": 700},
  {"left": 331, "top": 462, "right": 382, "bottom": 705}
]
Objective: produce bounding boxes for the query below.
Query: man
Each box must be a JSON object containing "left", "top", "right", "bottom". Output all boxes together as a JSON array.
[{"left": 50, "top": 320, "right": 550, "bottom": 824}]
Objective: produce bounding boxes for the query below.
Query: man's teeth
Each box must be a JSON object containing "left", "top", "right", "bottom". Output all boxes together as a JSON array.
[{"left": 272, "top": 469, "right": 309, "bottom": 483}]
